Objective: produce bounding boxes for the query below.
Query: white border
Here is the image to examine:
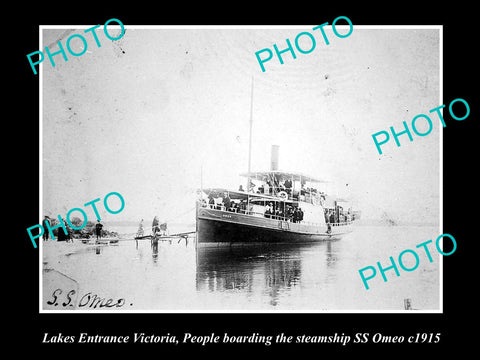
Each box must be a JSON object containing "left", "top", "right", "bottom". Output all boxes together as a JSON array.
[
  {"left": 438, "top": 26, "right": 444, "bottom": 313},
  {"left": 39, "top": 24, "right": 443, "bottom": 314}
]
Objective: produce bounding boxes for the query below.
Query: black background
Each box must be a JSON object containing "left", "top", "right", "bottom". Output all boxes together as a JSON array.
[{"left": 13, "top": 2, "right": 477, "bottom": 355}]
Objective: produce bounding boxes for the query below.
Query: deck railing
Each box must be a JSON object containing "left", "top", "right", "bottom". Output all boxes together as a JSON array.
[{"left": 201, "top": 203, "right": 353, "bottom": 227}]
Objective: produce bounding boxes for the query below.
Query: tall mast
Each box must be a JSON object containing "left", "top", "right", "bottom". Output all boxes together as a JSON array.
[
  {"left": 247, "top": 77, "right": 254, "bottom": 210},
  {"left": 247, "top": 76, "right": 254, "bottom": 180}
]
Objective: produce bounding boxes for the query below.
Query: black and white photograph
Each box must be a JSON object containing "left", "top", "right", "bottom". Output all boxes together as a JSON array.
[
  {"left": 14, "top": 5, "right": 477, "bottom": 354},
  {"left": 39, "top": 25, "right": 441, "bottom": 312}
]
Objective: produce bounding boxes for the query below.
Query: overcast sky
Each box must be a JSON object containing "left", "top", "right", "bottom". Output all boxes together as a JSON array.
[{"left": 41, "top": 26, "right": 440, "bottom": 225}]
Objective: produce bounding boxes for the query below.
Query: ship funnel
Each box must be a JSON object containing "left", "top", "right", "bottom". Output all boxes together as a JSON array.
[{"left": 271, "top": 145, "right": 279, "bottom": 171}]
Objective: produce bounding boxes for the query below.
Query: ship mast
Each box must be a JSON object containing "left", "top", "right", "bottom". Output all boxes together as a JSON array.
[
  {"left": 247, "top": 77, "right": 254, "bottom": 181},
  {"left": 247, "top": 77, "right": 254, "bottom": 210}
]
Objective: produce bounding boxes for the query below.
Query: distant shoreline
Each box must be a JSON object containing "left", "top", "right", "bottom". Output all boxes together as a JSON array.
[{"left": 104, "top": 219, "right": 439, "bottom": 228}]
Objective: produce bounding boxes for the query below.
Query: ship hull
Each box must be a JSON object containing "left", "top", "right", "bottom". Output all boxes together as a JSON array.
[{"left": 196, "top": 206, "right": 353, "bottom": 247}]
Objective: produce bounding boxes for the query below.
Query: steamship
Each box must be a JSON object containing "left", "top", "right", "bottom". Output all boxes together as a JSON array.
[{"left": 196, "top": 146, "right": 356, "bottom": 247}]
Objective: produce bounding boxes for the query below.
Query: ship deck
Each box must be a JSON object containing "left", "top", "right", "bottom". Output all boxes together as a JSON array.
[{"left": 196, "top": 204, "right": 353, "bottom": 246}]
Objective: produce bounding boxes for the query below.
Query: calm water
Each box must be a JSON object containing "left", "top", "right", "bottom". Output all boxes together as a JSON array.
[{"left": 42, "top": 224, "right": 440, "bottom": 311}]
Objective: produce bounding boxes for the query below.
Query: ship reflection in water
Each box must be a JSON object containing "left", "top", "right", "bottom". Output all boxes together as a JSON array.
[
  {"left": 196, "top": 241, "right": 338, "bottom": 308},
  {"left": 42, "top": 225, "right": 439, "bottom": 311}
]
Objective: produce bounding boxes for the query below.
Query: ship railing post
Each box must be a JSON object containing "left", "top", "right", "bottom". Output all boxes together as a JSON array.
[{"left": 195, "top": 199, "right": 199, "bottom": 252}]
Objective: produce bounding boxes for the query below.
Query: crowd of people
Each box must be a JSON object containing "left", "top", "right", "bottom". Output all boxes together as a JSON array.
[
  {"left": 264, "top": 202, "right": 304, "bottom": 223},
  {"left": 204, "top": 190, "right": 355, "bottom": 226},
  {"left": 324, "top": 208, "right": 354, "bottom": 224},
  {"left": 207, "top": 193, "right": 247, "bottom": 213},
  {"left": 245, "top": 179, "right": 327, "bottom": 205},
  {"left": 249, "top": 177, "right": 295, "bottom": 197},
  {"left": 41, "top": 216, "right": 106, "bottom": 242},
  {"left": 205, "top": 192, "right": 304, "bottom": 223}
]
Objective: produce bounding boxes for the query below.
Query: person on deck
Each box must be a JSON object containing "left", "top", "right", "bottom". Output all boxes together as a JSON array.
[
  {"left": 265, "top": 203, "right": 271, "bottom": 218},
  {"left": 298, "top": 208, "right": 304, "bottom": 223},
  {"left": 223, "top": 192, "right": 231, "bottom": 211},
  {"left": 239, "top": 199, "right": 246, "bottom": 214},
  {"left": 273, "top": 177, "right": 280, "bottom": 194},
  {"left": 248, "top": 179, "right": 255, "bottom": 192},
  {"left": 266, "top": 179, "right": 273, "bottom": 195},
  {"left": 208, "top": 194, "right": 215, "bottom": 208},
  {"left": 274, "top": 208, "right": 280, "bottom": 220},
  {"left": 277, "top": 208, "right": 284, "bottom": 220},
  {"left": 286, "top": 206, "right": 294, "bottom": 221},
  {"left": 284, "top": 178, "right": 292, "bottom": 195}
]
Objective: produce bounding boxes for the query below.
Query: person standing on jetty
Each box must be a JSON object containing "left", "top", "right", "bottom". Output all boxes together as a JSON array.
[
  {"left": 95, "top": 220, "right": 104, "bottom": 243},
  {"left": 42, "top": 216, "right": 50, "bottom": 241},
  {"left": 152, "top": 216, "right": 160, "bottom": 236}
]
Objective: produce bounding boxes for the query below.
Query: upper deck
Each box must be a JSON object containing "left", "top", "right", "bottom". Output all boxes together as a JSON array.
[
  {"left": 239, "top": 170, "right": 328, "bottom": 205},
  {"left": 199, "top": 169, "right": 355, "bottom": 227}
]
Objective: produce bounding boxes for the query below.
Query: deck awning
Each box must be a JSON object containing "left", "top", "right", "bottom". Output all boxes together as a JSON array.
[
  {"left": 201, "top": 188, "right": 297, "bottom": 203},
  {"left": 239, "top": 170, "right": 328, "bottom": 183},
  {"left": 202, "top": 188, "right": 249, "bottom": 200}
]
